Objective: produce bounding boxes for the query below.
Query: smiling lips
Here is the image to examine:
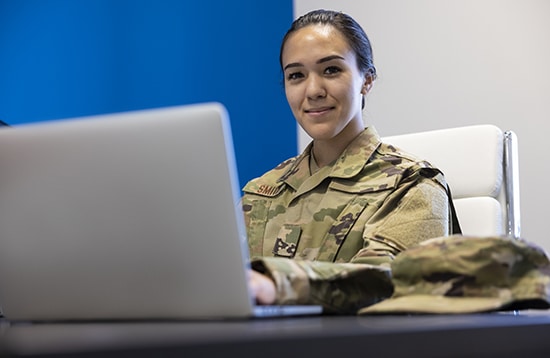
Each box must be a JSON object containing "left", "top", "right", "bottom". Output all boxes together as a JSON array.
[{"left": 304, "top": 106, "right": 335, "bottom": 116}]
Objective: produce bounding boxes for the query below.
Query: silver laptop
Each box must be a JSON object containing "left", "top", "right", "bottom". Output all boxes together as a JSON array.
[{"left": 0, "top": 103, "right": 322, "bottom": 321}]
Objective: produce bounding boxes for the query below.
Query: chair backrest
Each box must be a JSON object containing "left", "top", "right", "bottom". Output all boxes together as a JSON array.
[{"left": 382, "top": 124, "right": 520, "bottom": 238}]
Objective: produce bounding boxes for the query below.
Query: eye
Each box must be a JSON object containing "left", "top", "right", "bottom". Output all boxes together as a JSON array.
[
  {"left": 324, "top": 66, "right": 342, "bottom": 75},
  {"left": 286, "top": 71, "right": 304, "bottom": 81}
]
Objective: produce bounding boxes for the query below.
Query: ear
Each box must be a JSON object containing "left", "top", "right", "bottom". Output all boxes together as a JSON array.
[{"left": 361, "top": 73, "right": 374, "bottom": 95}]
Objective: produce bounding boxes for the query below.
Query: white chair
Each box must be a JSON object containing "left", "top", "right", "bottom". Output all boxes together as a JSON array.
[{"left": 382, "top": 124, "right": 520, "bottom": 238}]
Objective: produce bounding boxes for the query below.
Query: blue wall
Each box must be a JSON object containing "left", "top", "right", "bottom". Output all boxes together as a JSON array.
[{"left": 0, "top": 0, "right": 296, "bottom": 188}]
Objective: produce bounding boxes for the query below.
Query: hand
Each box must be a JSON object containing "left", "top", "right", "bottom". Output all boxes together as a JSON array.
[{"left": 247, "top": 269, "right": 276, "bottom": 305}]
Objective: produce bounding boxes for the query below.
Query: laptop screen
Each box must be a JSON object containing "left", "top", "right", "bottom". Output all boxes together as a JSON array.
[{"left": 0, "top": 102, "right": 260, "bottom": 321}]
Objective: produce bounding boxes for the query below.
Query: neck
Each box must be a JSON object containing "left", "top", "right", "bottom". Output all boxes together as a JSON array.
[{"left": 311, "top": 127, "right": 364, "bottom": 168}]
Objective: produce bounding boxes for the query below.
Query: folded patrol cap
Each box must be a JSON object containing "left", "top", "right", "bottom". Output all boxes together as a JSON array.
[{"left": 359, "top": 235, "right": 550, "bottom": 315}]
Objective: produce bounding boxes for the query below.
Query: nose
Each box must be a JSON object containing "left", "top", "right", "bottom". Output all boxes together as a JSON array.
[{"left": 305, "top": 75, "right": 326, "bottom": 100}]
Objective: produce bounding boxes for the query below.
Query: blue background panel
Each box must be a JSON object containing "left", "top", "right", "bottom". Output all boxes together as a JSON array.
[{"left": 0, "top": 0, "right": 297, "bottom": 188}]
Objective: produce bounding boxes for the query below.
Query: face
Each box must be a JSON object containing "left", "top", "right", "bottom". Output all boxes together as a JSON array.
[{"left": 281, "top": 24, "right": 372, "bottom": 144}]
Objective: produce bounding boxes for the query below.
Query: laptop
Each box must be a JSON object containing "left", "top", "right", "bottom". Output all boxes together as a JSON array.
[{"left": 0, "top": 102, "right": 322, "bottom": 321}]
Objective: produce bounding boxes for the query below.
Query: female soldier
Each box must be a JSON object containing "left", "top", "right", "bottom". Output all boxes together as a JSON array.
[{"left": 244, "top": 9, "right": 459, "bottom": 314}]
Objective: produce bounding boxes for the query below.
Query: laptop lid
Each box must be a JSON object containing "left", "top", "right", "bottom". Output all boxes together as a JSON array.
[{"left": 0, "top": 102, "right": 311, "bottom": 321}]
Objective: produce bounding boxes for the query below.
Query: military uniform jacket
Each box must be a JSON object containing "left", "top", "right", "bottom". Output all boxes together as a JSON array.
[{"left": 241, "top": 127, "right": 454, "bottom": 314}]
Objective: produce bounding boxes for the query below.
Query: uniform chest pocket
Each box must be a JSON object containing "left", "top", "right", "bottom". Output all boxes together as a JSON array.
[
  {"left": 316, "top": 176, "right": 400, "bottom": 262},
  {"left": 329, "top": 175, "right": 400, "bottom": 196}
]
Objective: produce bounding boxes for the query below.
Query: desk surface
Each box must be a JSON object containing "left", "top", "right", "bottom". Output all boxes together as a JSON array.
[{"left": 2, "top": 311, "right": 550, "bottom": 357}]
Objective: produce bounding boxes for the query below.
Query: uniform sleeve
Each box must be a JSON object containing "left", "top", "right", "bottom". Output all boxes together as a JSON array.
[
  {"left": 250, "top": 257, "right": 393, "bottom": 314},
  {"left": 250, "top": 175, "right": 450, "bottom": 314},
  {"left": 351, "top": 175, "right": 450, "bottom": 265}
]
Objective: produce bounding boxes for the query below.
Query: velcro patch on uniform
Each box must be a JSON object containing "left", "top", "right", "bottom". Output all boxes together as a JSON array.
[
  {"left": 243, "top": 183, "right": 285, "bottom": 197},
  {"left": 329, "top": 175, "right": 398, "bottom": 194},
  {"left": 272, "top": 224, "right": 302, "bottom": 258}
]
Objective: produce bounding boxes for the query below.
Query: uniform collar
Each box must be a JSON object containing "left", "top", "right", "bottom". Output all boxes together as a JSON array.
[{"left": 279, "top": 127, "right": 382, "bottom": 190}]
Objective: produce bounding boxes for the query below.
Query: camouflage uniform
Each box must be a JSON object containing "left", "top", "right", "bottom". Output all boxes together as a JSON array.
[{"left": 241, "top": 127, "right": 455, "bottom": 314}]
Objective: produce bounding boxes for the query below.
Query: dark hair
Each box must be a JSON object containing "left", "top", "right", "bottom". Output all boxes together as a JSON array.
[{"left": 279, "top": 9, "right": 377, "bottom": 79}]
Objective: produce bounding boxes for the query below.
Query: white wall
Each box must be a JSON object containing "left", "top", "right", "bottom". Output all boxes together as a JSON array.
[{"left": 294, "top": 0, "right": 550, "bottom": 249}]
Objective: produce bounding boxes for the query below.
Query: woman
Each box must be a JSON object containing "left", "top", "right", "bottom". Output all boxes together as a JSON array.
[{"left": 243, "top": 9, "right": 459, "bottom": 314}]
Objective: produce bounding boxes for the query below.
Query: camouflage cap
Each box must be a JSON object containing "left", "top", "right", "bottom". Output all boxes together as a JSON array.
[{"left": 359, "top": 235, "right": 550, "bottom": 315}]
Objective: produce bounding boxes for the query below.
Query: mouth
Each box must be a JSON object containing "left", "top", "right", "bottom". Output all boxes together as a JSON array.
[{"left": 304, "top": 106, "right": 335, "bottom": 115}]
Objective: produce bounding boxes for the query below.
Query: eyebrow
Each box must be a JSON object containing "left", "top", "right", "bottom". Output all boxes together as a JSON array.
[{"left": 283, "top": 55, "right": 345, "bottom": 71}]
